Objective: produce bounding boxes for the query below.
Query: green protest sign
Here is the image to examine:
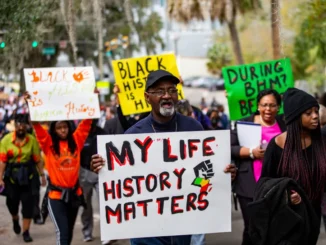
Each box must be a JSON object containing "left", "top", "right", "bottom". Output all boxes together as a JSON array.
[{"left": 222, "top": 58, "right": 294, "bottom": 121}]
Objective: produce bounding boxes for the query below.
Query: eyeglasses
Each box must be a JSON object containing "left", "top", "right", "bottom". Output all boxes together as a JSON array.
[
  {"left": 259, "top": 103, "right": 278, "bottom": 109},
  {"left": 147, "top": 89, "right": 178, "bottom": 97}
]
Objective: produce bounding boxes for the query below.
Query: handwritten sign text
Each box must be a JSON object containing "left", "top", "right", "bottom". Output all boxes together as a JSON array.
[{"left": 24, "top": 67, "right": 100, "bottom": 121}]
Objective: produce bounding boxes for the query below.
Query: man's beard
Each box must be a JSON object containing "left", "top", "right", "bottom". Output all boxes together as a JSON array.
[{"left": 159, "top": 100, "right": 175, "bottom": 117}]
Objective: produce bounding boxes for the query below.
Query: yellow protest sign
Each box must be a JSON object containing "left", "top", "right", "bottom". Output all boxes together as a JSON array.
[
  {"left": 118, "top": 84, "right": 185, "bottom": 116},
  {"left": 112, "top": 53, "right": 185, "bottom": 115}
]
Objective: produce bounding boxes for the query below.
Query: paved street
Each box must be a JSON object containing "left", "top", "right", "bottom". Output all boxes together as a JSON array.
[{"left": 0, "top": 186, "right": 325, "bottom": 245}]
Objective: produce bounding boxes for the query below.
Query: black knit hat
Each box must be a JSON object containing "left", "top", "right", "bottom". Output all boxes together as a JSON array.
[{"left": 283, "top": 88, "right": 319, "bottom": 125}]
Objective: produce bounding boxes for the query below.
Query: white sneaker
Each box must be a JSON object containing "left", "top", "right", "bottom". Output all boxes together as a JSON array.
[{"left": 83, "top": 236, "right": 93, "bottom": 242}]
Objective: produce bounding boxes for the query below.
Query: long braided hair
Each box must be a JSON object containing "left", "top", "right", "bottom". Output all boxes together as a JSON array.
[
  {"left": 49, "top": 121, "right": 76, "bottom": 156},
  {"left": 278, "top": 118, "right": 326, "bottom": 200}
]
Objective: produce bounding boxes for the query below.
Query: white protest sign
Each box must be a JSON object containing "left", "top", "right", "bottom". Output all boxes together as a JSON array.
[
  {"left": 97, "top": 130, "right": 231, "bottom": 241},
  {"left": 23, "top": 67, "right": 100, "bottom": 121}
]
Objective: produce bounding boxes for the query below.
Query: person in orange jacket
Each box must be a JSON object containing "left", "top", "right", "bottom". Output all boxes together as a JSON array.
[{"left": 24, "top": 92, "right": 92, "bottom": 245}]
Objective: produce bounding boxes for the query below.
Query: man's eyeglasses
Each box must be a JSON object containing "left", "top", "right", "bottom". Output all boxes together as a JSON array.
[
  {"left": 147, "top": 89, "right": 178, "bottom": 97},
  {"left": 259, "top": 103, "right": 278, "bottom": 109}
]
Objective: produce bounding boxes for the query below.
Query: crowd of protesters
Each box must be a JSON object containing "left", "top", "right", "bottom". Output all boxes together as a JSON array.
[{"left": 0, "top": 72, "right": 326, "bottom": 245}]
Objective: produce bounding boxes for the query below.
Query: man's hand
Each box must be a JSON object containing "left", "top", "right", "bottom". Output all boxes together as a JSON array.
[
  {"left": 91, "top": 154, "right": 105, "bottom": 174},
  {"left": 113, "top": 84, "right": 120, "bottom": 105},
  {"left": 113, "top": 84, "right": 120, "bottom": 94},
  {"left": 290, "top": 190, "right": 302, "bottom": 205},
  {"left": 252, "top": 147, "right": 265, "bottom": 159},
  {"left": 179, "top": 77, "right": 184, "bottom": 86},
  {"left": 41, "top": 175, "right": 46, "bottom": 187},
  {"left": 224, "top": 164, "right": 237, "bottom": 181}
]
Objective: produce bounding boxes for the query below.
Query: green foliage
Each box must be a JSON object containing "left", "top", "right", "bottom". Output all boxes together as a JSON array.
[
  {"left": 102, "top": 0, "right": 165, "bottom": 59},
  {"left": 293, "top": 0, "right": 326, "bottom": 85},
  {"left": 0, "top": 0, "right": 165, "bottom": 78},
  {"left": 299, "top": 0, "right": 326, "bottom": 60},
  {"left": 0, "top": 0, "right": 58, "bottom": 45},
  {"left": 237, "top": 0, "right": 262, "bottom": 14},
  {"left": 206, "top": 43, "right": 232, "bottom": 76},
  {"left": 0, "top": 0, "right": 59, "bottom": 76},
  {"left": 135, "top": 11, "right": 165, "bottom": 55}
]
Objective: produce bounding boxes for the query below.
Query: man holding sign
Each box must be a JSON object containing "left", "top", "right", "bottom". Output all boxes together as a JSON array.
[{"left": 91, "top": 70, "right": 236, "bottom": 245}]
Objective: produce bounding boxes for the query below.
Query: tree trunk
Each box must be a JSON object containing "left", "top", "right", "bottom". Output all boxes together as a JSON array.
[
  {"left": 124, "top": 0, "right": 139, "bottom": 45},
  {"left": 94, "top": 0, "right": 103, "bottom": 80},
  {"left": 61, "top": 0, "right": 77, "bottom": 65},
  {"left": 271, "top": 0, "right": 281, "bottom": 59},
  {"left": 228, "top": 20, "right": 244, "bottom": 65}
]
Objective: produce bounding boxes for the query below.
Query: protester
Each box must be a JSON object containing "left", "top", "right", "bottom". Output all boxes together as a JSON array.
[
  {"left": 217, "top": 104, "right": 229, "bottom": 129},
  {"left": 24, "top": 91, "right": 93, "bottom": 245},
  {"left": 261, "top": 88, "right": 326, "bottom": 244},
  {"left": 91, "top": 70, "right": 237, "bottom": 245},
  {"left": 231, "top": 89, "right": 286, "bottom": 245},
  {"left": 176, "top": 99, "right": 195, "bottom": 118},
  {"left": 0, "top": 113, "right": 45, "bottom": 242},
  {"left": 103, "top": 109, "right": 125, "bottom": 134},
  {"left": 208, "top": 109, "right": 223, "bottom": 130},
  {"left": 192, "top": 106, "right": 213, "bottom": 130},
  {"left": 211, "top": 97, "right": 218, "bottom": 108},
  {"left": 200, "top": 97, "right": 207, "bottom": 110}
]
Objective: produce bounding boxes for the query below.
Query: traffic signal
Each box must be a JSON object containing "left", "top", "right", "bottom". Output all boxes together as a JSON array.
[
  {"left": 105, "top": 41, "right": 111, "bottom": 51},
  {"left": 32, "top": 40, "right": 38, "bottom": 48},
  {"left": 0, "top": 42, "right": 5, "bottom": 49},
  {"left": 122, "top": 36, "right": 129, "bottom": 49},
  {"left": 110, "top": 38, "right": 118, "bottom": 50}
]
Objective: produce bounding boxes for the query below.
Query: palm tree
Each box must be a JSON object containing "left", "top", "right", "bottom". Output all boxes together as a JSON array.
[
  {"left": 271, "top": 0, "right": 281, "bottom": 59},
  {"left": 123, "top": 0, "right": 165, "bottom": 55},
  {"left": 168, "top": 0, "right": 261, "bottom": 65},
  {"left": 60, "top": 0, "right": 78, "bottom": 65},
  {"left": 93, "top": 0, "right": 104, "bottom": 79},
  {"left": 124, "top": 0, "right": 140, "bottom": 46}
]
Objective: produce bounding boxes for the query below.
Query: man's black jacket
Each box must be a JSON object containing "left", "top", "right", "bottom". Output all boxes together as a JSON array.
[
  {"left": 80, "top": 126, "right": 107, "bottom": 170},
  {"left": 248, "top": 177, "right": 320, "bottom": 245}
]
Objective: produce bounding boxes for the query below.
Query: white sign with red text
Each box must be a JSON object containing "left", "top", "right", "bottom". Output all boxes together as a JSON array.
[
  {"left": 97, "top": 130, "right": 231, "bottom": 241},
  {"left": 23, "top": 67, "right": 100, "bottom": 121}
]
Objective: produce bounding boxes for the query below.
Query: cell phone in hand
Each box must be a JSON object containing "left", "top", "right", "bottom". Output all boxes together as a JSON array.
[{"left": 260, "top": 140, "right": 268, "bottom": 150}]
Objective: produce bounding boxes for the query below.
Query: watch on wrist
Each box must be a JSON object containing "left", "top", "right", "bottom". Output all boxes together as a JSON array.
[{"left": 249, "top": 148, "right": 254, "bottom": 159}]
